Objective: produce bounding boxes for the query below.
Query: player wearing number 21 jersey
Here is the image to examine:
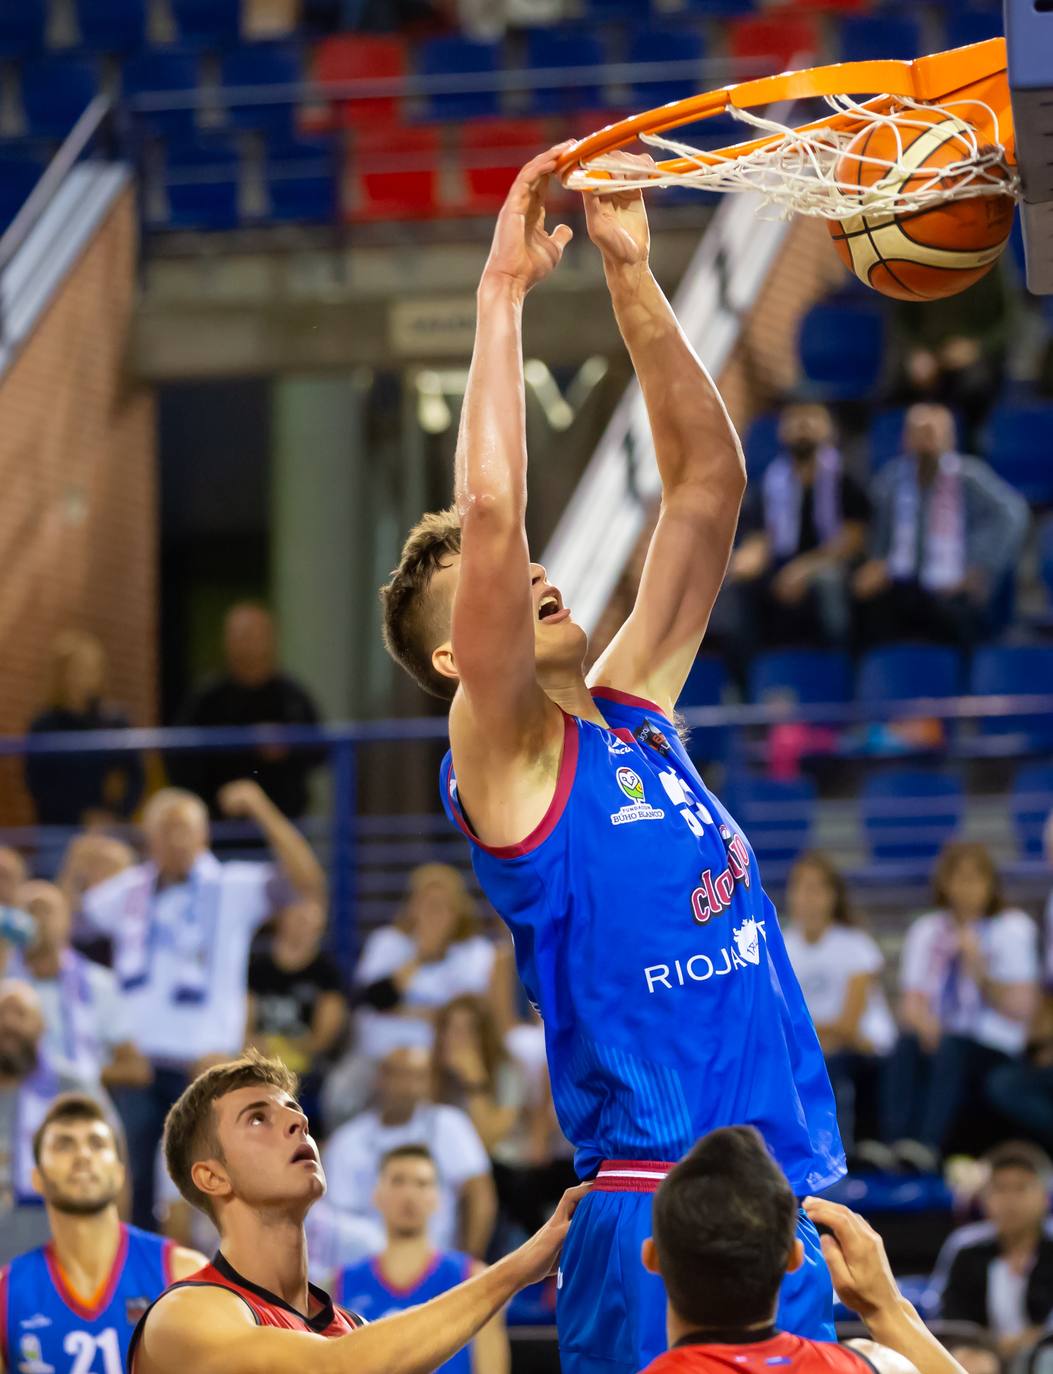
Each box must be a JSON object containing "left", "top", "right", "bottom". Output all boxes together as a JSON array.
[
  {"left": 0, "top": 1095, "right": 205, "bottom": 1374},
  {"left": 381, "top": 147, "right": 844, "bottom": 1374}
]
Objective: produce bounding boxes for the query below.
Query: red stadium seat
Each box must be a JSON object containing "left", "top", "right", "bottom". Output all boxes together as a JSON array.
[
  {"left": 310, "top": 35, "right": 408, "bottom": 131},
  {"left": 728, "top": 14, "right": 820, "bottom": 71},
  {"left": 457, "top": 118, "right": 551, "bottom": 214},
  {"left": 350, "top": 124, "right": 442, "bottom": 221}
]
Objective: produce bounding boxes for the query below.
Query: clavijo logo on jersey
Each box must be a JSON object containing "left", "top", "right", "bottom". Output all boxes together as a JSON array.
[
  {"left": 610, "top": 766, "right": 665, "bottom": 826},
  {"left": 690, "top": 832, "right": 752, "bottom": 924}
]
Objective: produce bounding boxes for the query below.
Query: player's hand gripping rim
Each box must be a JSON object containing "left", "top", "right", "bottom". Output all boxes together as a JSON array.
[{"left": 481, "top": 143, "right": 577, "bottom": 296}]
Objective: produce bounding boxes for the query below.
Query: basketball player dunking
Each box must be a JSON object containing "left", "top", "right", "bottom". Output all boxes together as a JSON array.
[
  {"left": 380, "top": 145, "right": 845, "bottom": 1374},
  {"left": 0, "top": 1094, "right": 205, "bottom": 1374},
  {"left": 129, "top": 1051, "right": 586, "bottom": 1374}
]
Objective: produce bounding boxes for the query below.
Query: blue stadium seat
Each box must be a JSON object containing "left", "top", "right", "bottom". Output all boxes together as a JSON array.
[
  {"left": 0, "top": 149, "right": 46, "bottom": 234},
  {"left": 74, "top": 0, "right": 147, "bottom": 53},
  {"left": 21, "top": 58, "right": 101, "bottom": 139},
  {"left": 122, "top": 51, "right": 201, "bottom": 136},
  {"left": 171, "top": 0, "right": 240, "bottom": 48},
  {"left": 857, "top": 644, "right": 963, "bottom": 703},
  {"left": 1040, "top": 515, "right": 1053, "bottom": 607},
  {"left": 220, "top": 44, "right": 303, "bottom": 132},
  {"left": 678, "top": 654, "right": 727, "bottom": 710},
  {"left": 749, "top": 650, "right": 853, "bottom": 707},
  {"left": 969, "top": 645, "right": 1053, "bottom": 744},
  {"left": 946, "top": 9, "right": 1003, "bottom": 48},
  {"left": 725, "top": 774, "right": 816, "bottom": 867},
  {"left": 797, "top": 301, "right": 885, "bottom": 401},
  {"left": 861, "top": 769, "right": 963, "bottom": 863},
  {"left": 627, "top": 27, "right": 706, "bottom": 107},
  {"left": 417, "top": 36, "right": 501, "bottom": 122},
  {"left": 265, "top": 135, "right": 338, "bottom": 223},
  {"left": 743, "top": 412, "right": 781, "bottom": 476},
  {"left": 839, "top": 15, "right": 921, "bottom": 63},
  {"left": 680, "top": 0, "right": 755, "bottom": 12},
  {"left": 0, "top": 1, "right": 46, "bottom": 58},
  {"left": 584, "top": 0, "right": 652, "bottom": 19},
  {"left": 1010, "top": 765, "right": 1053, "bottom": 857},
  {"left": 524, "top": 30, "right": 606, "bottom": 115},
  {"left": 986, "top": 403, "right": 1053, "bottom": 505},
  {"left": 164, "top": 137, "right": 240, "bottom": 229}
]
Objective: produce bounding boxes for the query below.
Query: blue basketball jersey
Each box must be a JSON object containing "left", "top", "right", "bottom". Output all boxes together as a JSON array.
[
  {"left": 335, "top": 1252, "right": 473, "bottom": 1374},
  {"left": 1, "top": 1224, "right": 174, "bottom": 1374},
  {"left": 440, "top": 688, "right": 844, "bottom": 1193}
]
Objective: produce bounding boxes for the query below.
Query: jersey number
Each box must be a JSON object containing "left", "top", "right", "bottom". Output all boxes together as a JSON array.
[
  {"left": 64, "top": 1328, "right": 122, "bottom": 1374},
  {"left": 658, "top": 768, "right": 713, "bottom": 838}
]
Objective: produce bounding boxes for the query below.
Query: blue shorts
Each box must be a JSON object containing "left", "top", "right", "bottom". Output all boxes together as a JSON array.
[{"left": 555, "top": 1188, "right": 834, "bottom": 1374}]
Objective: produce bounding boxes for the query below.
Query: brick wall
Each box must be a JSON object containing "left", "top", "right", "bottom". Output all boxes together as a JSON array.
[{"left": 0, "top": 188, "right": 157, "bottom": 823}]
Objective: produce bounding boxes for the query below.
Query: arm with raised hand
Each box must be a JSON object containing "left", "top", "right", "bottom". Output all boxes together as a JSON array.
[
  {"left": 447, "top": 145, "right": 576, "bottom": 842},
  {"left": 136, "top": 1184, "right": 589, "bottom": 1374},
  {"left": 217, "top": 780, "right": 326, "bottom": 900},
  {"left": 802, "top": 1197, "right": 967, "bottom": 1374},
  {"left": 583, "top": 160, "right": 746, "bottom": 715}
]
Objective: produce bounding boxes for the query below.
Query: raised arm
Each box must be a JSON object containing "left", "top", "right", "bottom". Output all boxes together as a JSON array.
[
  {"left": 583, "top": 161, "right": 746, "bottom": 715},
  {"left": 448, "top": 146, "right": 574, "bottom": 756},
  {"left": 218, "top": 781, "right": 325, "bottom": 900},
  {"left": 137, "top": 1184, "right": 588, "bottom": 1374}
]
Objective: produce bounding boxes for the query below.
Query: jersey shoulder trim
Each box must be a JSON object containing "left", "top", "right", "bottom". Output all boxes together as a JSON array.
[
  {"left": 445, "top": 709, "right": 579, "bottom": 860},
  {"left": 591, "top": 686, "right": 672, "bottom": 723}
]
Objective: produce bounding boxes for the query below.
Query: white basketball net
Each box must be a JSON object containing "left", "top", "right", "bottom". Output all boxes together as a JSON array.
[{"left": 565, "top": 95, "right": 1020, "bottom": 221}]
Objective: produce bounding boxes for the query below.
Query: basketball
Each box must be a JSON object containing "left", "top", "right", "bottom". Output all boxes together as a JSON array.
[{"left": 827, "top": 108, "right": 1017, "bottom": 301}]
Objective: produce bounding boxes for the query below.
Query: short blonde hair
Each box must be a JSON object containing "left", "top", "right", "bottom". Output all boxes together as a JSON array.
[
  {"left": 379, "top": 508, "right": 462, "bottom": 700},
  {"left": 142, "top": 788, "right": 208, "bottom": 833}
]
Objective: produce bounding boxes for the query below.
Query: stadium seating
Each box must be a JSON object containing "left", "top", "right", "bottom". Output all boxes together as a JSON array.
[
  {"left": 679, "top": 655, "right": 728, "bottom": 711},
  {"left": 857, "top": 644, "right": 963, "bottom": 703},
  {"left": 1010, "top": 764, "right": 1053, "bottom": 857},
  {"left": 417, "top": 36, "right": 502, "bottom": 122},
  {"left": 220, "top": 43, "right": 304, "bottom": 132},
  {"left": 524, "top": 29, "right": 607, "bottom": 116},
  {"left": 74, "top": 0, "right": 148, "bottom": 53},
  {"left": 458, "top": 118, "right": 549, "bottom": 214},
  {"left": 312, "top": 34, "right": 407, "bottom": 129},
  {"left": 351, "top": 125, "right": 440, "bottom": 221},
  {"left": 1040, "top": 515, "right": 1053, "bottom": 610},
  {"left": 21, "top": 57, "right": 101, "bottom": 139},
  {"left": 0, "top": 0, "right": 46, "bottom": 58},
  {"left": 748, "top": 650, "right": 854, "bottom": 706},
  {"left": 122, "top": 51, "right": 202, "bottom": 136},
  {"left": 867, "top": 408, "right": 964, "bottom": 471},
  {"left": 728, "top": 14, "right": 820, "bottom": 70},
  {"left": 742, "top": 412, "right": 781, "bottom": 476},
  {"left": 265, "top": 135, "right": 338, "bottom": 223},
  {"left": 725, "top": 774, "right": 816, "bottom": 866},
  {"left": 969, "top": 645, "right": 1053, "bottom": 745},
  {"left": 171, "top": 0, "right": 241, "bottom": 48},
  {"left": 861, "top": 768, "right": 964, "bottom": 863},
  {"left": 163, "top": 136, "right": 241, "bottom": 230},
  {"left": 945, "top": 7, "right": 1004, "bottom": 47},
  {"left": 986, "top": 402, "right": 1053, "bottom": 506},
  {"left": 0, "top": 149, "right": 47, "bottom": 234},
  {"left": 627, "top": 26, "right": 707, "bottom": 108},
  {"left": 797, "top": 301, "right": 886, "bottom": 401},
  {"left": 838, "top": 14, "right": 921, "bottom": 62}
]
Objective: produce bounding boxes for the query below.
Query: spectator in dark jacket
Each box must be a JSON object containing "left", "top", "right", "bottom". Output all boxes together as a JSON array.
[
  {"left": 854, "top": 404, "right": 1029, "bottom": 648},
  {"left": 25, "top": 631, "right": 144, "bottom": 827},
  {"left": 932, "top": 1141, "right": 1053, "bottom": 1359},
  {"left": 169, "top": 603, "right": 322, "bottom": 818}
]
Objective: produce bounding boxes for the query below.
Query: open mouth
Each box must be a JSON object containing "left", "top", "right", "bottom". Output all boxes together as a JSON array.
[
  {"left": 537, "top": 590, "right": 570, "bottom": 624},
  {"left": 290, "top": 1143, "right": 317, "bottom": 1165}
]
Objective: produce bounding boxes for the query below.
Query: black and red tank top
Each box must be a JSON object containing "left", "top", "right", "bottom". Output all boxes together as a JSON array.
[
  {"left": 643, "top": 1328, "right": 877, "bottom": 1374},
  {"left": 129, "top": 1252, "right": 364, "bottom": 1370}
]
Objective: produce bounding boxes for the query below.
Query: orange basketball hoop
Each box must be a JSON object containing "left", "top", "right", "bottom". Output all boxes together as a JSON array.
[{"left": 555, "top": 39, "right": 1019, "bottom": 222}]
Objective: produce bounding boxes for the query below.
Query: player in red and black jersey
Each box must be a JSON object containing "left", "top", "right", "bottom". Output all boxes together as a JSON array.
[
  {"left": 130, "top": 1050, "right": 586, "bottom": 1374},
  {"left": 638, "top": 1126, "right": 966, "bottom": 1374}
]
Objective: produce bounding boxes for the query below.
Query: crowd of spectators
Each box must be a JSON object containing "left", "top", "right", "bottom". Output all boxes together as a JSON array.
[{"left": 710, "top": 399, "right": 1032, "bottom": 681}]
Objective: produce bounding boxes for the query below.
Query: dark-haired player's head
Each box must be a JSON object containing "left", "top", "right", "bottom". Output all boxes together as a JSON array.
[
  {"left": 642, "top": 1126, "right": 802, "bottom": 1338},
  {"left": 981, "top": 1141, "right": 1052, "bottom": 1245},
  {"left": 163, "top": 1049, "right": 323, "bottom": 1231},
  {"left": 374, "top": 1145, "right": 440, "bottom": 1240},
  {"left": 379, "top": 507, "right": 587, "bottom": 702},
  {"left": 32, "top": 1094, "right": 124, "bottom": 1217}
]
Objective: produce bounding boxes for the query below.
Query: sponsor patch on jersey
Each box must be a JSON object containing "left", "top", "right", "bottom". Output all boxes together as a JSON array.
[
  {"left": 609, "top": 767, "right": 666, "bottom": 825},
  {"left": 18, "top": 1316, "right": 50, "bottom": 1330},
  {"left": 642, "top": 920, "right": 769, "bottom": 994},
  {"left": 606, "top": 734, "right": 633, "bottom": 757},
  {"left": 17, "top": 1333, "right": 54, "bottom": 1374},
  {"left": 616, "top": 767, "right": 644, "bottom": 802},
  {"left": 126, "top": 1296, "right": 151, "bottom": 1325}
]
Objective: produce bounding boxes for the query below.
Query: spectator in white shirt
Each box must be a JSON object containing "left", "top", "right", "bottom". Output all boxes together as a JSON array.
[
  {"left": 11, "top": 881, "right": 148, "bottom": 1091},
  {"left": 782, "top": 852, "right": 895, "bottom": 1152},
  {"left": 883, "top": 841, "right": 1039, "bottom": 1167},
  {"left": 352, "top": 864, "right": 512, "bottom": 1065},
  {"left": 323, "top": 1045, "right": 497, "bottom": 1259},
  {"left": 81, "top": 779, "right": 324, "bottom": 1229}
]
